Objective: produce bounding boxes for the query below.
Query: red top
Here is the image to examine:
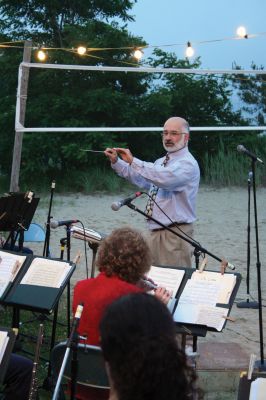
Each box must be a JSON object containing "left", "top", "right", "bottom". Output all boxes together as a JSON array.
[{"left": 73, "top": 272, "right": 142, "bottom": 345}]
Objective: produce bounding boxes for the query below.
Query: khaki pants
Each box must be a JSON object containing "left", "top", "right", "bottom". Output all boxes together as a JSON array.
[{"left": 147, "top": 223, "right": 194, "bottom": 268}]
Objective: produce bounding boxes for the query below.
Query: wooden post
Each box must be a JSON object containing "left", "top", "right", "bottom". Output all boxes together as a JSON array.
[{"left": 9, "top": 40, "right": 32, "bottom": 192}]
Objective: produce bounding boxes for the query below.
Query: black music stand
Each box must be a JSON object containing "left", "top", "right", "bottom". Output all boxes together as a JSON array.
[
  {"left": 1, "top": 254, "right": 76, "bottom": 381},
  {"left": 171, "top": 266, "right": 241, "bottom": 335},
  {"left": 0, "top": 192, "right": 39, "bottom": 251}
]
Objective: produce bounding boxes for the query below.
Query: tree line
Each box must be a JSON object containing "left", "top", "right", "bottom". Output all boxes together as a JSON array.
[{"left": 0, "top": 0, "right": 265, "bottom": 191}]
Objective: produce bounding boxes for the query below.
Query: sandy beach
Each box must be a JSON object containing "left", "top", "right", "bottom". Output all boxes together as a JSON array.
[{"left": 29, "top": 185, "right": 266, "bottom": 359}]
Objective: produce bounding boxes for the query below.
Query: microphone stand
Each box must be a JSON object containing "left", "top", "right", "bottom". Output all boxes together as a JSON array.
[
  {"left": 126, "top": 203, "right": 226, "bottom": 267},
  {"left": 66, "top": 224, "right": 72, "bottom": 337},
  {"left": 237, "top": 172, "right": 258, "bottom": 309},
  {"left": 43, "top": 180, "right": 56, "bottom": 257},
  {"left": 52, "top": 309, "right": 82, "bottom": 400},
  {"left": 249, "top": 159, "right": 266, "bottom": 371},
  {"left": 58, "top": 228, "right": 72, "bottom": 336}
]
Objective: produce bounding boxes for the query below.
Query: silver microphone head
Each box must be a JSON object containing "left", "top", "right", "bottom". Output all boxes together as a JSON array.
[
  {"left": 237, "top": 144, "right": 245, "bottom": 153},
  {"left": 111, "top": 202, "right": 121, "bottom": 211},
  {"left": 50, "top": 220, "right": 59, "bottom": 229}
]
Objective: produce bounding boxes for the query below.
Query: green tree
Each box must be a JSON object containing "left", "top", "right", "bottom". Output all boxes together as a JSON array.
[
  {"left": 0, "top": 1, "right": 253, "bottom": 190},
  {"left": 139, "top": 49, "right": 245, "bottom": 172},
  {"left": 0, "top": 0, "right": 137, "bottom": 44},
  {"left": 232, "top": 63, "right": 266, "bottom": 126},
  {"left": 0, "top": 0, "right": 149, "bottom": 188}
]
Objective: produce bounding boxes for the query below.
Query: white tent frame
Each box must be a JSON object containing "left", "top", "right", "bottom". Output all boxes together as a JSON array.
[{"left": 15, "top": 61, "right": 266, "bottom": 133}]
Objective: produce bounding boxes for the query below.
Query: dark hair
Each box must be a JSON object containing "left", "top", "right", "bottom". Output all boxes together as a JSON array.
[
  {"left": 96, "top": 226, "right": 151, "bottom": 283},
  {"left": 100, "top": 293, "right": 203, "bottom": 400}
]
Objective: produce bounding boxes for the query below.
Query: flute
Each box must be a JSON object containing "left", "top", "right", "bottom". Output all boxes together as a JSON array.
[{"left": 28, "top": 324, "right": 44, "bottom": 400}]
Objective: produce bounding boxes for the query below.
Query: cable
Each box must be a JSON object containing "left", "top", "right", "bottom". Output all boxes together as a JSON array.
[{"left": 145, "top": 192, "right": 202, "bottom": 248}]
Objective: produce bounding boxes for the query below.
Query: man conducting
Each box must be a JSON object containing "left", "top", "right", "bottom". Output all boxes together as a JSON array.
[{"left": 104, "top": 117, "right": 200, "bottom": 268}]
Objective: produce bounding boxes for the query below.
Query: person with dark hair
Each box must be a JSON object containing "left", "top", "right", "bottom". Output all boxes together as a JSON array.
[
  {"left": 100, "top": 292, "right": 203, "bottom": 400},
  {"left": 104, "top": 116, "right": 200, "bottom": 268},
  {"left": 2, "top": 354, "right": 33, "bottom": 400},
  {"left": 72, "top": 226, "right": 171, "bottom": 345}
]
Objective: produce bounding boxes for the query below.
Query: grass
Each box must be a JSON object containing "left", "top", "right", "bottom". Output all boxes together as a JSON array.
[
  {"left": 203, "top": 146, "right": 266, "bottom": 187},
  {"left": 2, "top": 142, "right": 266, "bottom": 193},
  {"left": 2, "top": 167, "right": 136, "bottom": 194}
]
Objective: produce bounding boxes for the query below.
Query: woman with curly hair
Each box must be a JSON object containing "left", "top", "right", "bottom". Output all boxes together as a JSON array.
[
  {"left": 73, "top": 226, "right": 170, "bottom": 345},
  {"left": 100, "top": 292, "right": 203, "bottom": 400}
]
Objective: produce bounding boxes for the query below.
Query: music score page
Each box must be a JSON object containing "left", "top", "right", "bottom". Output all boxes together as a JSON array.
[
  {"left": 0, "top": 330, "right": 9, "bottom": 364},
  {"left": 191, "top": 270, "right": 236, "bottom": 304},
  {"left": 0, "top": 251, "right": 26, "bottom": 297},
  {"left": 173, "top": 278, "right": 231, "bottom": 331},
  {"left": 147, "top": 266, "right": 185, "bottom": 296},
  {"left": 20, "top": 258, "right": 71, "bottom": 288}
]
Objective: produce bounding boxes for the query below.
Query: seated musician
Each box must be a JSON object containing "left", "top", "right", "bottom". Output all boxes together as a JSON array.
[
  {"left": 73, "top": 226, "right": 171, "bottom": 345},
  {"left": 0, "top": 233, "right": 33, "bottom": 254},
  {"left": 1, "top": 354, "right": 33, "bottom": 400}
]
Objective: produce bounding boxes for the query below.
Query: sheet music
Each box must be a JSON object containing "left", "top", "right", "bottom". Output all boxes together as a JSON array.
[
  {"left": 173, "top": 304, "right": 229, "bottom": 331},
  {"left": 20, "top": 258, "right": 71, "bottom": 288},
  {"left": 178, "top": 279, "right": 219, "bottom": 306},
  {"left": 249, "top": 377, "right": 266, "bottom": 399},
  {"left": 0, "top": 251, "right": 26, "bottom": 297},
  {"left": 197, "top": 306, "right": 228, "bottom": 331},
  {"left": 0, "top": 331, "right": 9, "bottom": 364},
  {"left": 173, "top": 274, "right": 232, "bottom": 331},
  {"left": 191, "top": 270, "right": 236, "bottom": 304},
  {"left": 147, "top": 266, "right": 185, "bottom": 296}
]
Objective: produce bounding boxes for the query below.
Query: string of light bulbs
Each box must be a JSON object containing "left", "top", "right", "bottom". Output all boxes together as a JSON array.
[{"left": 1, "top": 26, "right": 266, "bottom": 62}]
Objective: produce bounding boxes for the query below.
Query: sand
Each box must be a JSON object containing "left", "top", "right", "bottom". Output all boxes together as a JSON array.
[{"left": 29, "top": 185, "right": 266, "bottom": 359}]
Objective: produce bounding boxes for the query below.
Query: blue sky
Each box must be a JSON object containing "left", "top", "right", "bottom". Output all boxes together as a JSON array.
[{"left": 127, "top": 0, "right": 266, "bottom": 69}]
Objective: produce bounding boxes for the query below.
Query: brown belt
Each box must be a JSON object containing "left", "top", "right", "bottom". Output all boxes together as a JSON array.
[{"left": 151, "top": 222, "right": 190, "bottom": 232}]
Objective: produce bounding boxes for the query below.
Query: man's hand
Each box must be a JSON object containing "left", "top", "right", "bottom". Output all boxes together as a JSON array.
[
  {"left": 114, "top": 148, "right": 133, "bottom": 165},
  {"left": 104, "top": 148, "right": 118, "bottom": 164}
]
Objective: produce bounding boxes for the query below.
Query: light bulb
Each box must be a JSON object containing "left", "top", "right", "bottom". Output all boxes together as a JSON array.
[
  {"left": 236, "top": 26, "right": 247, "bottom": 38},
  {"left": 77, "top": 46, "right": 87, "bottom": 55},
  {"left": 185, "top": 42, "right": 194, "bottom": 58},
  {"left": 37, "top": 50, "right": 46, "bottom": 61},
  {"left": 133, "top": 49, "right": 143, "bottom": 60}
]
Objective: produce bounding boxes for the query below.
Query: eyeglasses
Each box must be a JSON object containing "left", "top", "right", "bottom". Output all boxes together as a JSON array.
[{"left": 161, "top": 130, "right": 185, "bottom": 137}]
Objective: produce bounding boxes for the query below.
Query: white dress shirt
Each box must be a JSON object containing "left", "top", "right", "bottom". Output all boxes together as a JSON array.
[{"left": 112, "top": 147, "right": 200, "bottom": 230}]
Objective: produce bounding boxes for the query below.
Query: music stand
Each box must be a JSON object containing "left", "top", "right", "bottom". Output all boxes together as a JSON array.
[{"left": 0, "top": 192, "right": 39, "bottom": 251}]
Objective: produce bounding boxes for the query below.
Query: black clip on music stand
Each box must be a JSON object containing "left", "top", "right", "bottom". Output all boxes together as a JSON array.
[{"left": 0, "top": 192, "right": 39, "bottom": 252}]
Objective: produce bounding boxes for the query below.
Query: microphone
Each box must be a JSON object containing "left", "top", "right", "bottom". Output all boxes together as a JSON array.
[
  {"left": 50, "top": 219, "right": 80, "bottom": 229},
  {"left": 67, "top": 303, "right": 84, "bottom": 347},
  {"left": 111, "top": 191, "right": 143, "bottom": 211},
  {"left": 237, "top": 145, "right": 264, "bottom": 164}
]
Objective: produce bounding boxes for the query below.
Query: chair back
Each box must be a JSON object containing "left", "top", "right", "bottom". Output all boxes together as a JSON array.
[
  {"left": 23, "top": 223, "right": 45, "bottom": 242},
  {"left": 51, "top": 341, "right": 110, "bottom": 399}
]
